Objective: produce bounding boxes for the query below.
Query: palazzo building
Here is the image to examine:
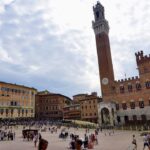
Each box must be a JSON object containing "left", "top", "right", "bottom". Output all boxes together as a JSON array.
[
  {"left": 72, "top": 92, "right": 102, "bottom": 123},
  {"left": 0, "top": 81, "right": 37, "bottom": 119},
  {"left": 35, "top": 91, "right": 72, "bottom": 120},
  {"left": 63, "top": 104, "right": 81, "bottom": 120},
  {"left": 92, "top": 2, "right": 150, "bottom": 126}
]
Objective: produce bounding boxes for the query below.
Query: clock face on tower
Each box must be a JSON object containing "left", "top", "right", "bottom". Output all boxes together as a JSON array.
[{"left": 102, "top": 78, "right": 109, "bottom": 85}]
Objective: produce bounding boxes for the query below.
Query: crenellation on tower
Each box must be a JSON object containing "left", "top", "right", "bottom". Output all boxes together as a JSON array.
[
  {"left": 116, "top": 76, "right": 140, "bottom": 84},
  {"left": 135, "top": 51, "right": 150, "bottom": 65}
]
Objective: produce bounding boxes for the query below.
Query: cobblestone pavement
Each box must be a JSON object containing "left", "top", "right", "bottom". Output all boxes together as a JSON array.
[{"left": 0, "top": 126, "right": 147, "bottom": 150}]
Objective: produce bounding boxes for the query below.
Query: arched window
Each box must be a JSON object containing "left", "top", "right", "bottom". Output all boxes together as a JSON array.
[
  {"left": 120, "top": 84, "right": 125, "bottom": 93},
  {"left": 122, "top": 102, "right": 127, "bottom": 110},
  {"left": 145, "top": 80, "right": 150, "bottom": 89},
  {"left": 136, "top": 81, "right": 141, "bottom": 91},
  {"left": 124, "top": 116, "right": 129, "bottom": 123},
  {"left": 117, "top": 116, "right": 120, "bottom": 123},
  {"left": 130, "top": 101, "right": 135, "bottom": 109},
  {"left": 96, "top": 11, "right": 99, "bottom": 19},
  {"left": 128, "top": 83, "right": 133, "bottom": 92},
  {"left": 139, "top": 99, "right": 144, "bottom": 108},
  {"left": 116, "top": 103, "right": 119, "bottom": 110},
  {"left": 133, "top": 115, "right": 137, "bottom": 121},
  {"left": 141, "top": 115, "right": 147, "bottom": 121}
]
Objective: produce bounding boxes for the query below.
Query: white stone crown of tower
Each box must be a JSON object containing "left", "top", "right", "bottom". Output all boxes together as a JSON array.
[{"left": 92, "top": 1, "right": 109, "bottom": 35}]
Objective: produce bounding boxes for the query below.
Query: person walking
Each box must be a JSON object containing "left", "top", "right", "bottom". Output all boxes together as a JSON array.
[{"left": 34, "top": 134, "right": 38, "bottom": 147}]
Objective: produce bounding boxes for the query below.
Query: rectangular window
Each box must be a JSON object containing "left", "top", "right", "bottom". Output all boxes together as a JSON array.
[
  {"left": 11, "top": 109, "right": 13, "bottom": 114},
  {"left": 1, "top": 87, "right": 6, "bottom": 91},
  {"left": 6, "top": 109, "right": 8, "bottom": 114},
  {"left": 10, "top": 101, "right": 13, "bottom": 106},
  {"left": 14, "top": 102, "right": 17, "bottom": 106},
  {"left": 18, "top": 109, "right": 20, "bottom": 114},
  {"left": 0, "top": 109, "right": 4, "bottom": 115}
]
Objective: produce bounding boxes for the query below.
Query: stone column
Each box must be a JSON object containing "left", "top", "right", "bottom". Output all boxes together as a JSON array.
[
  {"left": 98, "top": 109, "right": 102, "bottom": 126},
  {"left": 120, "top": 116, "right": 125, "bottom": 124},
  {"left": 114, "top": 113, "right": 118, "bottom": 126},
  {"left": 109, "top": 108, "right": 114, "bottom": 126}
]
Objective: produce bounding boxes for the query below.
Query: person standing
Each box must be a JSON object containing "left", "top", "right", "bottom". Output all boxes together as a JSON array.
[
  {"left": 132, "top": 135, "right": 137, "bottom": 150},
  {"left": 14, "top": 132, "right": 15, "bottom": 140},
  {"left": 84, "top": 134, "right": 88, "bottom": 149},
  {"left": 38, "top": 138, "right": 48, "bottom": 150},
  {"left": 143, "top": 134, "right": 150, "bottom": 150}
]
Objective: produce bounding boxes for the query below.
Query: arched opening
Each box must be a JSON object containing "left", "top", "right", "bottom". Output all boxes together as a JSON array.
[
  {"left": 117, "top": 116, "right": 120, "bottom": 124},
  {"left": 112, "top": 108, "right": 114, "bottom": 117},
  {"left": 101, "top": 107, "right": 110, "bottom": 125},
  {"left": 141, "top": 115, "right": 147, "bottom": 123},
  {"left": 124, "top": 116, "right": 129, "bottom": 124}
]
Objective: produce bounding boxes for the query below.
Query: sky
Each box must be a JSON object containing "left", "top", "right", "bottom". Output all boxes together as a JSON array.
[{"left": 0, "top": 0, "right": 150, "bottom": 98}]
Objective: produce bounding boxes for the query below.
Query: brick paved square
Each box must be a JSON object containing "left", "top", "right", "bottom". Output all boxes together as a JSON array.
[{"left": 0, "top": 126, "right": 146, "bottom": 150}]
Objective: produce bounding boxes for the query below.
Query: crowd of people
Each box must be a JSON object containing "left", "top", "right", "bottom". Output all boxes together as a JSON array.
[
  {"left": 2, "top": 118, "right": 150, "bottom": 150},
  {"left": 0, "top": 130, "right": 15, "bottom": 141},
  {"left": 0, "top": 118, "right": 101, "bottom": 150},
  {"left": 69, "top": 132, "right": 98, "bottom": 150}
]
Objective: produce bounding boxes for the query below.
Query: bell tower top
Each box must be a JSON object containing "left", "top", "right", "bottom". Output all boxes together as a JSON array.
[
  {"left": 92, "top": 1, "right": 109, "bottom": 35},
  {"left": 93, "top": 1, "right": 105, "bottom": 21}
]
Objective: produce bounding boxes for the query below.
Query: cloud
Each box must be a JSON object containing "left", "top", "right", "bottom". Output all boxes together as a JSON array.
[
  {"left": 0, "top": 0, "right": 150, "bottom": 97},
  {"left": 0, "top": 0, "right": 100, "bottom": 97}
]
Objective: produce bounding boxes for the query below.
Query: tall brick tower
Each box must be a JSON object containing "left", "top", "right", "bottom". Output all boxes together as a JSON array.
[{"left": 92, "top": 1, "right": 114, "bottom": 98}]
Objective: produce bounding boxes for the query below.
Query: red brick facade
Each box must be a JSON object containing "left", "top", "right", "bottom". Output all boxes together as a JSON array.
[
  {"left": 93, "top": 1, "right": 150, "bottom": 125},
  {"left": 63, "top": 104, "right": 81, "bottom": 120},
  {"left": 35, "top": 91, "right": 72, "bottom": 120}
]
